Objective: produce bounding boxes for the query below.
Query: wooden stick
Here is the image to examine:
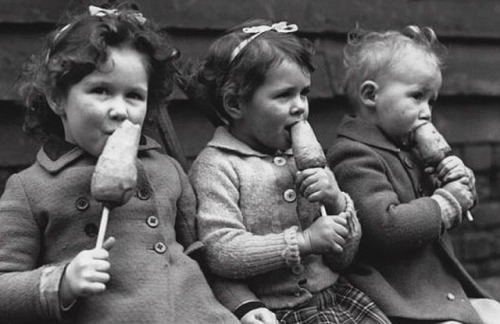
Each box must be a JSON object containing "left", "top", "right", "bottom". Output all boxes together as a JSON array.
[
  {"left": 95, "top": 206, "right": 110, "bottom": 249},
  {"left": 320, "top": 204, "right": 327, "bottom": 216},
  {"left": 466, "top": 211, "right": 474, "bottom": 222}
]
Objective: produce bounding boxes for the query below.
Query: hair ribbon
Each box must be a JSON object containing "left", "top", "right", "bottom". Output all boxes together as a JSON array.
[
  {"left": 88, "top": 5, "right": 147, "bottom": 24},
  {"left": 229, "top": 21, "right": 298, "bottom": 62}
]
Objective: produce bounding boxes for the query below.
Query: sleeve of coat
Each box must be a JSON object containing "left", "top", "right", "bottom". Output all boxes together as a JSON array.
[
  {"left": 327, "top": 139, "right": 443, "bottom": 256},
  {"left": 0, "top": 174, "right": 67, "bottom": 322}
]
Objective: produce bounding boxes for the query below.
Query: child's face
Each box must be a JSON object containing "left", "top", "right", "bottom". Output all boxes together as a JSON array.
[
  {"left": 232, "top": 59, "right": 311, "bottom": 154},
  {"left": 57, "top": 47, "right": 149, "bottom": 156},
  {"left": 373, "top": 48, "right": 442, "bottom": 147}
]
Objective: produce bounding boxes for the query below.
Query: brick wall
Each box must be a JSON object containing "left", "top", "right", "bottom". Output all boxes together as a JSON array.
[{"left": 1, "top": 0, "right": 500, "bottom": 300}]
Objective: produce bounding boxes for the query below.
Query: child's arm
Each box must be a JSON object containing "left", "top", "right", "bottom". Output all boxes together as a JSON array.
[
  {"left": 328, "top": 140, "right": 444, "bottom": 255},
  {"left": 0, "top": 175, "right": 71, "bottom": 321}
]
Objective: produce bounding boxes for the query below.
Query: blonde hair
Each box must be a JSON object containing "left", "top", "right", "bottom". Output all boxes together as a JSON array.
[{"left": 343, "top": 26, "right": 447, "bottom": 109}]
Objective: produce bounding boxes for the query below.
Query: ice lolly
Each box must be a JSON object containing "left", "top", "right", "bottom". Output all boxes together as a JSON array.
[
  {"left": 91, "top": 120, "right": 141, "bottom": 205},
  {"left": 291, "top": 120, "right": 328, "bottom": 216},
  {"left": 291, "top": 120, "right": 327, "bottom": 171},
  {"left": 91, "top": 120, "right": 141, "bottom": 248},
  {"left": 413, "top": 122, "right": 452, "bottom": 167},
  {"left": 413, "top": 122, "right": 473, "bottom": 221}
]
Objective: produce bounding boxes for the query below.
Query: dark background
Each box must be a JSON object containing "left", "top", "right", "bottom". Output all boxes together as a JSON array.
[{"left": 1, "top": 0, "right": 500, "bottom": 299}]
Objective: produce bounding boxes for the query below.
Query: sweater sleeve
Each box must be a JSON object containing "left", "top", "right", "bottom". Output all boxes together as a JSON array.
[
  {"left": 0, "top": 174, "right": 67, "bottom": 322},
  {"left": 327, "top": 140, "right": 443, "bottom": 256},
  {"left": 189, "top": 153, "right": 297, "bottom": 279}
]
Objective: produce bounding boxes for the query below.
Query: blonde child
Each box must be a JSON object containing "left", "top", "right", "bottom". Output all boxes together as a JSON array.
[
  {"left": 0, "top": 3, "right": 240, "bottom": 323},
  {"left": 328, "top": 26, "right": 500, "bottom": 324},
  {"left": 187, "top": 19, "right": 390, "bottom": 324}
]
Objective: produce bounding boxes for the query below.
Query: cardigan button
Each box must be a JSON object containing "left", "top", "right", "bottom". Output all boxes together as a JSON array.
[
  {"left": 284, "top": 189, "right": 297, "bottom": 202},
  {"left": 75, "top": 197, "right": 90, "bottom": 211},
  {"left": 154, "top": 242, "right": 167, "bottom": 254},
  {"left": 273, "top": 156, "right": 286, "bottom": 166},
  {"left": 446, "top": 293, "right": 455, "bottom": 301},
  {"left": 137, "top": 187, "right": 150, "bottom": 200},
  {"left": 146, "top": 216, "right": 159, "bottom": 228}
]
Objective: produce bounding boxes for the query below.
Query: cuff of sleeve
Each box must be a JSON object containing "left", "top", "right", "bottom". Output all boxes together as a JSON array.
[
  {"left": 39, "top": 264, "right": 68, "bottom": 320},
  {"left": 340, "top": 192, "right": 356, "bottom": 231},
  {"left": 233, "top": 300, "right": 267, "bottom": 319},
  {"left": 432, "top": 188, "right": 463, "bottom": 230},
  {"left": 282, "top": 226, "right": 301, "bottom": 268}
]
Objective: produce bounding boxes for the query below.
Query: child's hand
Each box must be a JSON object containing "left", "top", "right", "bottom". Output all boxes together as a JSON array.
[
  {"left": 240, "top": 307, "right": 278, "bottom": 324},
  {"left": 60, "top": 237, "right": 115, "bottom": 306},
  {"left": 296, "top": 167, "right": 345, "bottom": 213},
  {"left": 442, "top": 177, "right": 474, "bottom": 212},
  {"left": 297, "top": 215, "right": 349, "bottom": 255},
  {"left": 431, "top": 155, "right": 468, "bottom": 183}
]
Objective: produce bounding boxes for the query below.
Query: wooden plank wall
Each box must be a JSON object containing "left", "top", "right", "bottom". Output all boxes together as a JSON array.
[{"left": 2, "top": 0, "right": 500, "bottom": 298}]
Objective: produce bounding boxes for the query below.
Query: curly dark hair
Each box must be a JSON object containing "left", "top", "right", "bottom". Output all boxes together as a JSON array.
[
  {"left": 18, "top": 2, "right": 180, "bottom": 140},
  {"left": 183, "top": 19, "right": 315, "bottom": 127}
]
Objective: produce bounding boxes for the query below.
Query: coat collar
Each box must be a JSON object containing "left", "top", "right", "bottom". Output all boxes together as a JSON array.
[
  {"left": 337, "top": 115, "right": 402, "bottom": 153},
  {"left": 208, "top": 126, "right": 293, "bottom": 157},
  {"left": 37, "top": 135, "right": 161, "bottom": 173}
]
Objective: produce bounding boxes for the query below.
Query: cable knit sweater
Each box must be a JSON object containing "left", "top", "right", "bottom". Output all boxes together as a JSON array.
[
  {"left": 0, "top": 135, "right": 239, "bottom": 324},
  {"left": 189, "top": 127, "right": 359, "bottom": 310}
]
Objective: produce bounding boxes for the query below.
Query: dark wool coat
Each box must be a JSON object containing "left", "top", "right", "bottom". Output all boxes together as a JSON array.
[
  {"left": 327, "top": 115, "right": 489, "bottom": 324},
  {"left": 0, "top": 136, "right": 239, "bottom": 324}
]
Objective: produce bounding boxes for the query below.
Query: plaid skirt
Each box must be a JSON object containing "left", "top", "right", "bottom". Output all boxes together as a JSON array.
[{"left": 274, "top": 277, "right": 391, "bottom": 324}]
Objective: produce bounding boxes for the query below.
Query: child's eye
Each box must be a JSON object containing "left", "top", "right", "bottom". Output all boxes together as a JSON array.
[
  {"left": 301, "top": 87, "right": 310, "bottom": 97},
  {"left": 91, "top": 87, "right": 109, "bottom": 95},
  {"left": 128, "top": 92, "right": 146, "bottom": 101},
  {"left": 429, "top": 98, "right": 437, "bottom": 107},
  {"left": 412, "top": 92, "right": 424, "bottom": 101}
]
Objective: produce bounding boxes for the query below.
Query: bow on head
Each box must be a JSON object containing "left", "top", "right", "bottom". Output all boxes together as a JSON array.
[
  {"left": 89, "top": 5, "right": 147, "bottom": 24},
  {"left": 230, "top": 21, "right": 299, "bottom": 62}
]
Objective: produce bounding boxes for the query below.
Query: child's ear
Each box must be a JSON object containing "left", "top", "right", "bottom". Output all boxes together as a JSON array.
[
  {"left": 46, "top": 93, "right": 66, "bottom": 117},
  {"left": 222, "top": 92, "right": 243, "bottom": 120},
  {"left": 360, "top": 80, "right": 378, "bottom": 108}
]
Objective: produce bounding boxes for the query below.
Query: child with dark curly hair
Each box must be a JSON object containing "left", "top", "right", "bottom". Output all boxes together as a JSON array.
[{"left": 0, "top": 3, "right": 239, "bottom": 323}]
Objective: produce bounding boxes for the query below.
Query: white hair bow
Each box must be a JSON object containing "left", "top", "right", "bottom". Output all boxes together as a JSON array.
[
  {"left": 230, "top": 21, "right": 299, "bottom": 62},
  {"left": 89, "top": 5, "right": 146, "bottom": 24}
]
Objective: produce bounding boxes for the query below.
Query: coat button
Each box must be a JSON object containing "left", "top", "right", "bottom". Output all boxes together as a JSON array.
[
  {"left": 403, "top": 156, "right": 414, "bottom": 169},
  {"left": 273, "top": 156, "right": 286, "bottom": 166},
  {"left": 75, "top": 197, "right": 90, "bottom": 211},
  {"left": 283, "top": 189, "right": 297, "bottom": 202},
  {"left": 446, "top": 293, "right": 455, "bottom": 301},
  {"left": 154, "top": 242, "right": 167, "bottom": 254},
  {"left": 146, "top": 216, "right": 159, "bottom": 228},
  {"left": 297, "top": 278, "right": 308, "bottom": 286},
  {"left": 137, "top": 187, "right": 150, "bottom": 200},
  {"left": 84, "top": 223, "right": 98, "bottom": 237}
]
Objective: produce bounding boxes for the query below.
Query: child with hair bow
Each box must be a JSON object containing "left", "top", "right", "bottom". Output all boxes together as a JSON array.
[
  {"left": 187, "top": 19, "right": 390, "bottom": 324},
  {"left": 0, "top": 3, "right": 240, "bottom": 323}
]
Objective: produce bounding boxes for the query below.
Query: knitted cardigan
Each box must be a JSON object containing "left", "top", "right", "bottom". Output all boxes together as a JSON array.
[
  {"left": 0, "top": 136, "right": 239, "bottom": 324},
  {"left": 189, "top": 127, "right": 359, "bottom": 310},
  {"left": 327, "top": 115, "right": 489, "bottom": 324}
]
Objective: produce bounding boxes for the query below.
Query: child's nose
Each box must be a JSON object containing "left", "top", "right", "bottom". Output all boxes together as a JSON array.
[
  {"left": 290, "top": 96, "right": 308, "bottom": 116},
  {"left": 419, "top": 103, "right": 432, "bottom": 120},
  {"left": 108, "top": 97, "right": 129, "bottom": 121}
]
